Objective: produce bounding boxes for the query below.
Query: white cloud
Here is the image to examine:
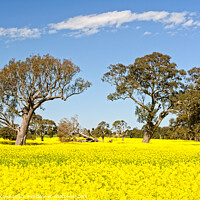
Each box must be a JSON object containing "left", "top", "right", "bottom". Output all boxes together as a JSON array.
[
  {"left": 163, "top": 12, "right": 187, "bottom": 25},
  {"left": 164, "top": 24, "right": 176, "bottom": 29},
  {"left": 48, "top": 29, "right": 57, "bottom": 34},
  {"left": 183, "top": 19, "right": 194, "bottom": 27},
  {"left": 1, "top": 10, "right": 200, "bottom": 41},
  {"left": 48, "top": 10, "right": 199, "bottom": 37},
  {"left": 132, "top": 11, "right": 169, "bottom": 22},
  {"left": 194, "top": 21, "right": 200, "bottom": 26},
  {"left": 0, "top": 27, "right": 41, "bottom": 40},
  {"left": 49, "top": 10, "right": 134, "bottom": 36},
  {"left": 143, "top": 31, "right": 152, "bottom": 36}
]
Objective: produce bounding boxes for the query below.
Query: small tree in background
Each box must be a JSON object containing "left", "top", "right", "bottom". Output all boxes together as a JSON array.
[
  {"left": 112, "top": 120, "right": 130, "bottom": 141},
  {"left": 29, "top": 115, "right": 57, "bottom": 141},
  {"left": 91, "top": 121, "right": 111, "bottom": 142},
  {"left": 0, "top": 127, "right": 17, "bottom": 140},
  {"left": 57, "top": 115, "right": 80, "bottom": 142},
  {"left": 127, "top": 128, "right": 143, "bottom": 138}
]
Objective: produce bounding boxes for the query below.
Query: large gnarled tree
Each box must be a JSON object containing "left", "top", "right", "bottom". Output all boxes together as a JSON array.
[
  {"left": 102, "top": 52, "right": 186, "bottom": 143},
  {"left": 0, "top": 54, "right": 91, "bottom": 145}
]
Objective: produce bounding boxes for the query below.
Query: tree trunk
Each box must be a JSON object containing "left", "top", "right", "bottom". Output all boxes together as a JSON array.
[
  {"left": 79, "top": 131, "right": 102, "bottom": 142},
  {"left": 142, "top": 132, "right": 151, "bottom": 143},
  {"left": 15, "top": 110, "right": 34, "bottom": 145},
  {"left": 122, "top": 135, "right": 124, "bottom": 141},
  {"left": 142, "top": 119, "right": 161, "bottom": 143},
  {"left": 41, "top": 135, "right": 44, "bottom": 141},
  {"left": 22, "top": 134, "right": 26, "bottom": 145}
]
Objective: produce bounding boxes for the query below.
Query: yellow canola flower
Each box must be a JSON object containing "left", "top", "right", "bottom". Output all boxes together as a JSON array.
[{"left": 0, "top": 138, "right": 200, "bottom": 199}]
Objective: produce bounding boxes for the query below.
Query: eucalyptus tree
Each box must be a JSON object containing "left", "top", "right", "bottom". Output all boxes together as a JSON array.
[
  {"left": 172, "top": 67, "right": 200, "bottom": 140},
  {"left": 0, "top": 54, "right": 91, "bottom": 145},
  {"left": 57, "top": 115, "right": 80, "bottom": 141},
  {"left": 91, "top": 121, "right": 111, "bottom": 142},
  {"left": 29, "top": 115, "right": 57, "bottom": 141},
  {"left": 102, "top": 52, "right": 186, "bottom": 143},
  {"left": 112, "top": 120, "right": 130, "bottom": 141}
]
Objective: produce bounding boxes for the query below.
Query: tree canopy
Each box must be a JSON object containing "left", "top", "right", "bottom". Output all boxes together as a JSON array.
[
  {"left": 0, "top": 54, "right": 91, "bottom": 145},
  {"left": 57, "top": 115, "right": 80, "bottom": 142},
  {"left": 91, "top": 121, "right": 111, "bottom": 142},
  {"left": 171, "top": 67, "right": 200, "bottom": 140},
  {"left": 112, "top": 120, "right": 130, "bottom": 141},
  {"left": 102, "top": 52, "right": 186, "bottom": 143},
  {"left": 29, "top": 114, "right": 57, "bottom": 141}
]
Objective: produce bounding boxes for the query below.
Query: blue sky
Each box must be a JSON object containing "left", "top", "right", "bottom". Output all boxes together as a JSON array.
[{"left": 0, "top": 0, "right": 200, "bottom": 130}]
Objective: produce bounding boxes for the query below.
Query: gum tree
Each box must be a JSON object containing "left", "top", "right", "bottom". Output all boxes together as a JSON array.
[
  {"left": 91, "top": 121, "right": 110, "bottom": 142},
  {"left": 29, "top": 115, "right": 57, "bottom": 141},
  {"left": 112, "top": 120, "right": 130, "bottom": 141},
  {"left": 171, "top": 67, "right": 200, "bottom": 140},
  {"left": 0, "top": 54, "right": 91, "bottom": 145},
  {"left": 102, "top": 52, "right": 186, "bottom": 143}
]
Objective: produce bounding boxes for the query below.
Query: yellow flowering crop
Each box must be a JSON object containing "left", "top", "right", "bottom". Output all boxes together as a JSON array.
[{"left": 0, "top": 138, "right": 200, "bottom": 199}]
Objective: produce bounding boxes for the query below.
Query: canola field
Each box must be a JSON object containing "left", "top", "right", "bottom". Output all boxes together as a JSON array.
[{"left": 0, "top": 138, "right": 200, "bottom": 200}]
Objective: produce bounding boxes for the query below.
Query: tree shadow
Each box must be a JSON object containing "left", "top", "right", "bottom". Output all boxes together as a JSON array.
[
  {"left": 0, "top": 141, "right": 44, "bottom": 145},
  {"left": 184, "top": 143, "right": 200, "bottom": 146},
  {"left": 0, "top": 141, "right": 15, "bottom": 145}
]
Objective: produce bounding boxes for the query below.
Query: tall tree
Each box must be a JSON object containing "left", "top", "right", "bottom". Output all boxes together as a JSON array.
[
  {"left": 171, "top": 67, "right": 200, "bottom": 140},
  {"left": 0, "top": 54, "right": 91, "bottom": 145},
  {"left": 102, "top": 52, "right": 186, "bottom": 143}
]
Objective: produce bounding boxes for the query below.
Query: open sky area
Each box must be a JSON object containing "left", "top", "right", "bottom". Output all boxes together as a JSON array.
[{"left": 0, "top": 0, "right": 200, "bottom": 130}]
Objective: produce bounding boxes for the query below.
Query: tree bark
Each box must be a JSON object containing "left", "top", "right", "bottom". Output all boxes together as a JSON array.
[
  {"left": 15, "top": 109, "right": 34, "bottom": 145},
  {"left": 79, "top": 131, "right": 102, "bottom": 142},
  {"left": 142, "top": 132, "right": 151, "bottom": 143},
  {"left": 142, "top": 121, "right": 154, "bottom": 143}
]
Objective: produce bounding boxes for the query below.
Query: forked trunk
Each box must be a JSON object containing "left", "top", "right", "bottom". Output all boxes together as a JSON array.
[
  {"left": 142, "top": 123, "right": 154, "bottom": 143},
  {"left": 15, "top": 109, "right": 34, "bottom": 145}
]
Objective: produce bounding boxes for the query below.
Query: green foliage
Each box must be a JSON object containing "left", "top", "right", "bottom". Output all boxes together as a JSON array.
[
  {"left": 127, "top": 128, "right": 143, "bottom": 138},
  {"left": 0, "top": 127, "right": 17, "bottom": 140},
  {"left": 152, "top": 126, "right": 172, "bottom": 139},
  {"left": 91, "top": 121, "right": 112, "bottom": 141},
  {"left": 112, "top": 120, "right": 129, "bottom": 134},
  {"left": 171, "top": 67, "right": 200, "bottom": 140},
  {"left": 103, "top": 52, "right": 186, "bottom": 142},
  {"left": 0, "top": 126, "right": 35, "bottom": 140},
  {"left": 112, "top": 120, "right": 130, "bottom": 140},
  {"left": 0, "top": 54, "right": 91, "bottom": 145},
  {"left": 29, "top": 115, "right": 57, "bottom": 141}
]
